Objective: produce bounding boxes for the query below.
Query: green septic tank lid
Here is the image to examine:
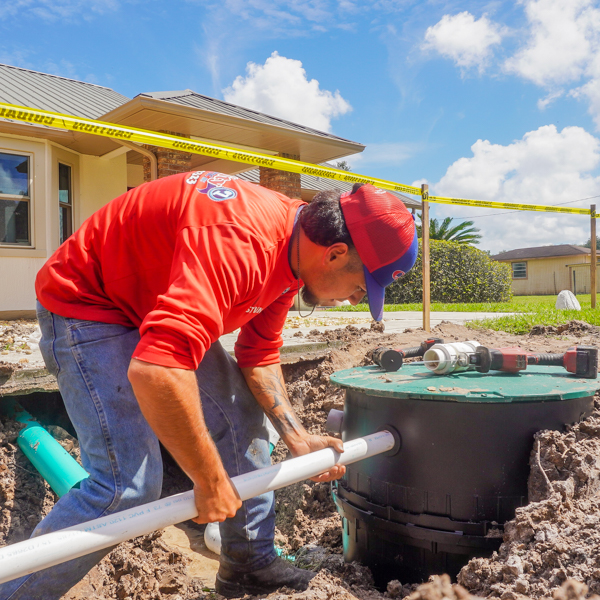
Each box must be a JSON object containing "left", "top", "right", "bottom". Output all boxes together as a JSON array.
[{"left": 330, "top": 364, "right": 600, "bottom": 403}]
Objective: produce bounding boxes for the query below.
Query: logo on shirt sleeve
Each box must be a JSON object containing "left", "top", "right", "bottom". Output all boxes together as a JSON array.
[
  {"left": 195, "top": 172, "right": 238, "bottom": 202},
  {"left": 186, "top": 171, "right": 205, "bottom": 185}
]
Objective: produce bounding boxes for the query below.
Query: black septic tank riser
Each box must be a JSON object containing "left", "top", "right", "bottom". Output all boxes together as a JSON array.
[{"left": 329, "top": 364, "right": 599, "bottom": 586}]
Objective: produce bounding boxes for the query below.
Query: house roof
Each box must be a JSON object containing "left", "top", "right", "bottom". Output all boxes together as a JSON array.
[
  {"left": 492, "top": 245, "right": 591, "bottom": 261},
  {"left": 0, "top": 64, "right": 364, "bottom": 167},
  {"left": 0, "top": 63, "right": 129, "bottom": 119},
  {"left": 139, "top": 90, "right": 357, "bottom": 145},
  {"left": 236, "top": 167, "right": 422, "bottom": 208}
]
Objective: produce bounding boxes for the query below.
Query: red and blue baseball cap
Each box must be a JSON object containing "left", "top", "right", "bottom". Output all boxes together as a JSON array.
[{"left": 340, "top": 185, "right": 418, "bottom": 321}]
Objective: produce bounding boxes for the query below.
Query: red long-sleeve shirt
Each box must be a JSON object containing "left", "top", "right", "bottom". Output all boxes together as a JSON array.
[{"left": 35, "top": 171, "right": 304, "bottom": 370}]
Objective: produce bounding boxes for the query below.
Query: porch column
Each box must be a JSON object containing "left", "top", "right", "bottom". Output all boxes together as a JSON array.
[
  {"left": 259, "top": 153, "right": 302, "bottom": 199},
  {"left": 143, "top": 131, "right": 193, "bottom": 181}
]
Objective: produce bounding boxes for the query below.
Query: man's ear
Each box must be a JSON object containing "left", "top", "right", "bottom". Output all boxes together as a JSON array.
[{"left": 324, "top": 243, "right": 350, "bottom": 267}]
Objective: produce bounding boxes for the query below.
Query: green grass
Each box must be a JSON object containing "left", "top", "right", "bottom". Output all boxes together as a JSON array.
[
  {"left": 327, "top": 295, "right": 600, "bottom": 335},
  {"left": 328, "top": 295, "right": 595, "bottom": 313},
  {"left": 468, "top": 308, "right": 600, "bottom": 335}
]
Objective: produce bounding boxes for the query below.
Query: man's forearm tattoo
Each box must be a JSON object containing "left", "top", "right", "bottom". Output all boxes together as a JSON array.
[
  {"left": 248, "top": 370, "right": 304, "bottom": 437},
  {"left": 248, "top": 370, "right": 287, "bottom": 410}
]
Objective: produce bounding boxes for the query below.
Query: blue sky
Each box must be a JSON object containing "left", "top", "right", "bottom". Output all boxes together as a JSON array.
[{"left": 2, "top": 0, "right": 600, "bottom": 253}]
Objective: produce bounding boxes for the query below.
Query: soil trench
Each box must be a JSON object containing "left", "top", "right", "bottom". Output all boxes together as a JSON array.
[{"left": 1, "top": 319, "right": 600, "bottom": 599}]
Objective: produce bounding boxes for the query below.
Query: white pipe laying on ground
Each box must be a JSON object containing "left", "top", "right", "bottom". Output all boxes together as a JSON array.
[{"left": 0, "top": 431, "right": 394, "bottom": 584}]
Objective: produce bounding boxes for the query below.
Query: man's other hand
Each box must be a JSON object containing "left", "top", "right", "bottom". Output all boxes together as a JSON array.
[{"left": 289, "top": 434, "right": 346, "bottom": 483}]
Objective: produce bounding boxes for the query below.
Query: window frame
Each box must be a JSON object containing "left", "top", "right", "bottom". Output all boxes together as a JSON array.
[
  {"left": 58, "top": 161, "right": 73, "bottom": 245},
  {"left": 0, "top": 149, "right": 33, "bottom": 248},
  {"left": 511, "top": 261, "right": 527, "bottom": 280}
]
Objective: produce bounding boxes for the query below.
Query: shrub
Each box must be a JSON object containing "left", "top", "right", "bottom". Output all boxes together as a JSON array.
[{"left": 386, "top": 240, "right": 512, "bottom": 304}]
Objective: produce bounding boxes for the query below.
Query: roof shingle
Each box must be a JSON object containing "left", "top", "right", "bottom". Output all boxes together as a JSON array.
[
  {"left": 0, "top": 63, "right": 129, "bottom": 119},
  {"left": 138, "top": 90, "right": 359, "bottom": 144},
  {"left": 492, "top": 245, "right": 591, "bottom": 261}
]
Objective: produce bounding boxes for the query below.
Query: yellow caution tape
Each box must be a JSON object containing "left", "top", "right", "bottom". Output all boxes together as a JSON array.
[
  {"left": 1, "top": 101, "right": 596, "bottom": 217},
  {"left": 429, "top": 195, "right": 591, "bottom": 216},
  {"left": 0, "top": 102, "right": 420, "bottom": 196}
]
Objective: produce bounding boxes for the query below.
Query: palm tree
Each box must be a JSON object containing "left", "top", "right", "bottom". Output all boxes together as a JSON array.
[
  {"left": 334, "top": 160, "right": 351, "bottom": 171},
  {"left": 417, "top": 215, "right": 481, "bottom": 245}
]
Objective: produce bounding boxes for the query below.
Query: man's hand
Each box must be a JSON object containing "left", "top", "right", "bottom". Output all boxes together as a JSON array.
[
  {"left": 128, "top": 359, "right": 242, "bottom": 524},
  {"left": 241, "top": 363, "right": 346, "bottom": 483},
  {"left": 288, "top": 433, "right": 346, "bottom": 483},
  {"left": 193, "top": 473, "right": 242, "bottom": 524}
]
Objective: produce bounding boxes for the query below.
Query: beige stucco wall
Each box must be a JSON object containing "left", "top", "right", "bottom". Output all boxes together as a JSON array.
[
  {"left": 79, "top": 154, "right": 128, "bottom": 222},
  {"left": 499, "top": 255, "right": 591, "bottom": 295},
  {"left": 0, "top": 257, "right": 47, "bottom": 312},
  {"left": 0, "top": 132, "right": 128, "bottom": 316},
  {"left": 127, "top": 164, "right": 144, "bottom": 189},
  {"left": 570, "top": 263, "right": 600, "bottom": 294}
]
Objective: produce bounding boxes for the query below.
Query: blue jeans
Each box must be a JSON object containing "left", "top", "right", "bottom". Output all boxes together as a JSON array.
[{"left": 0, "top": 303, "right": 276, "bottom": 600}]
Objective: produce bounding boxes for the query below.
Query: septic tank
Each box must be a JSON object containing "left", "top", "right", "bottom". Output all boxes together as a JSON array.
[{"left": 329, "top": 363, "right": 600, "bottom": 585}]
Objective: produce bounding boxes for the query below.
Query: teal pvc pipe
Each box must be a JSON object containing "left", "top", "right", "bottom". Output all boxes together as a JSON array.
[{"left": 1, "top": 398, "right": 88, "bottom": 497}]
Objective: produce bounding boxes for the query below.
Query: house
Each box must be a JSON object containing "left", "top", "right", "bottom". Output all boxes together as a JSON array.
[
  {"left": 491, "top": 245, "right": 597, "bottom": 295},
  {"left": 0, "top": 63, "right": 417, "bottom": 319},
  {"left": 235, "top": 167, "right": 420, "bottom": 208}
]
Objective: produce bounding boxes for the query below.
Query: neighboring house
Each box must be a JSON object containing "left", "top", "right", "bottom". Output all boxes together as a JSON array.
[
  {"left": 0, "top": 63, "right": 392, "bottom": 318},
  {"left": 492, "top": 245, "right": 597, "bottom": 295}
]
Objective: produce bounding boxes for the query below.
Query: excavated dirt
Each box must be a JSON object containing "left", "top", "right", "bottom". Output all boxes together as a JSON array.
[
  {"left": 457, "top": 399, "right": 600, "bottom": 599},
  {"left": 1, "top": 319, "right": 600, "bottom": 599}
]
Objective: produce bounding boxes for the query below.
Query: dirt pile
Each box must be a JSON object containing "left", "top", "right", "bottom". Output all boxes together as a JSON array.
[
  {"left": 0, "top": 321, "right": 40, "bottom": 365},
  {"left": 63, "top": 531, "right": 205, "bottom": 600},
  {"left": 2, "top": 320, "right": 600, "bottom": 599},
  {"left": 274, "top": 481, "right": 342, "bottom": 552},
  {"left": 458, "top": 399, "right": 600, "bottom": 599},
  {"left": 529, "top": 320, "right": 600, "bottom": 337}
]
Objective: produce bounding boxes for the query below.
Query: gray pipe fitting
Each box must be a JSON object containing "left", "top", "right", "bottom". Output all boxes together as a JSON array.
[{"left": 326, "top": 409, "right": 344, "bottom": 435}]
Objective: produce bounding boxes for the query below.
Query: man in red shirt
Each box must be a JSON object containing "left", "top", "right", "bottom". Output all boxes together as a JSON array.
[{"left": 0, "top": 172, "right": 417, "bottom": 599}]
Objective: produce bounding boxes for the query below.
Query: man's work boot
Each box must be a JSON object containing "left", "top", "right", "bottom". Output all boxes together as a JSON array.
[{"left": 215, "top": 556, "right": 316, "bottom": 598}]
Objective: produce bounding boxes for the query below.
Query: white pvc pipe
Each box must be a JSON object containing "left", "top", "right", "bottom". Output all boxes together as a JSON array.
[
  {"left": 0, "top": 431, "right": 394, "bottom": 584},
  {"left": 203, "top": 521, "right": 222, "bottom": 555}
]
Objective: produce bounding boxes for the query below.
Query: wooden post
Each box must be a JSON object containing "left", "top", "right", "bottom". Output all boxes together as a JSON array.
[
  {"left": 591, "top": 204, "right": 597, "bottom": 309},
  {"left": 421, "top": 184, "right": 431, "bottom": 332}
]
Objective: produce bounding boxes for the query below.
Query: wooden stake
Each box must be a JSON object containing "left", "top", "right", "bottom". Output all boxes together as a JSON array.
[
  {"left": 591, "top": 204, "right": 597, "bottom": 309},
  {"left": 421, "top": 184, "right": 431, "bottom": 332}
]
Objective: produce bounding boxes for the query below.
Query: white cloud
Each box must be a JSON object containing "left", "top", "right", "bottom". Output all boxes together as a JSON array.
[
  {"left": 197, "top": 0, "right": 339, "bottom": 34},
  {"left": 431, "top": 125, "right": 600, "bottom": 254},
  {"left": 421, "top": 12, "right": 506, "bottom": 73},
  {"left": 0, "top": 49, "right": 32, "bottom": 69},
  {"left": 502, "top": 0, "right": 600, "bottom": 128},
  {"left": 537, "top": 90, "right": 564, "bottom": 110},
  {"left": 504, "top": 0, "right": 598, "bottom": 87},
  {"left": 0, "top": 0, "right": 120, "bottom": 20},
  {"left": 222, "top": 52, "right": 352, "bottom": 133}
]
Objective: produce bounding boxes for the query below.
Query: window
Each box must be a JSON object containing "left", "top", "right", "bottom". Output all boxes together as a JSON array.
[
  {"left": 512, "top": 262, "right": 527, "bottom": 279},
  {"left": 0, "top": 152, "right": 30, "bottom": 246},
  {"left": 59, "top": 163, "right": 73, "bottom": 244}
]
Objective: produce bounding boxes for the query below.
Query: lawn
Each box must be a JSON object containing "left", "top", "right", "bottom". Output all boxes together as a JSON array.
[
  {"left": 328, "top": 295, "right": 594, "bottom": 313},
  {"left": 328, "top": 295, "right": 600, "bottom": 335}
]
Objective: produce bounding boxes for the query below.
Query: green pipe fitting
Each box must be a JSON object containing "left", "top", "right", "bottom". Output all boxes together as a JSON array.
[{"left": 1, "top": 398, "right": 88, "bottom": 497}]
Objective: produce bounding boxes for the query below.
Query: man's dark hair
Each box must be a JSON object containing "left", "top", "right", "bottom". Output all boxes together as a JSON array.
[{"left": 299, "top": 190, "right": 354, "bottom": 248}]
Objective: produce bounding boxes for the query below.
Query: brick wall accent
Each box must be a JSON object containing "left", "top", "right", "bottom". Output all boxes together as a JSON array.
[
  {"left": 259, "top": 153, "right": 302, "bottom": 199},
  {"left": 143, "top": 131, "right": 193, "bottom": 182}
]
